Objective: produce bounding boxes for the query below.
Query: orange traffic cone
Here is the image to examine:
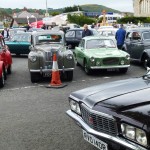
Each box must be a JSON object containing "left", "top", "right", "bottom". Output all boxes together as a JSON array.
[{"left": 46, "top": 53, "right": 67, "bottom": 88}]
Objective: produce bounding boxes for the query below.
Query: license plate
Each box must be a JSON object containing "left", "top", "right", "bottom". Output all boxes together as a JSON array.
[
  {"left": 107, "top": 68, "right": 115, "bottom": 71},
  {"left": 83, "top": 130, "right": 108, "bottom": 150},
  {"left": 43, "top": 72, "right": 51, "bottom": 77}
]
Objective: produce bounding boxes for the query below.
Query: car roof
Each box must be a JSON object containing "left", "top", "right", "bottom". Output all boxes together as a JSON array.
[
  {"left": 67, "top": 28, "right": 83, "bottom": 31},
  {"left": 31, "top": 30, "right": 64, "bottom": 36},
  {"left": 82, "top": 36, "right": 115, "bottom": 41},
  {"left": 127, "top": 27, "right": 150, "bottom": 32}
]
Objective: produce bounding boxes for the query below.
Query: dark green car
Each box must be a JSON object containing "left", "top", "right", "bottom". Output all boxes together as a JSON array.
[
  {"left": 75, "top": 36, "right": 130, "bottom": 74},
  {"left": 5, "top": 32, "right": 31, "bottom": 55}
]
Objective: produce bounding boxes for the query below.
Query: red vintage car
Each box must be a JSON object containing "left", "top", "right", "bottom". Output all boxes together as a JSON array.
[{"left": 0, "top": 34, "right": 12, "bottom": 87}]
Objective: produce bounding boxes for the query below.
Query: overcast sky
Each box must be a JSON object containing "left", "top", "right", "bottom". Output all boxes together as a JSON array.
[{"left": 0, "top": 0, "right": 133, "bottom": 12}]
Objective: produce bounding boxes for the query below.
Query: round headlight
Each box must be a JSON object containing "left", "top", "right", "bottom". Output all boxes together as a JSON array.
[
  {"left": 136, "top": 128, "right": 147, "bottom": 146},
  {"left": 126, "top": 55, "right": 130, "bottom": 60},
  {"left": 67, "top": 54, "right": 73, "bottom": 60},
  {"left": 90, "top": 57, "right": 95, "bottom": 62},
  {"left": 29, "top": 55, "right": 37, "bottom": 62},
  {"left": 120, "top": 60, "right": 125, "bottom": 65},
  {"left": 126, "top": 125, "right": 135, "bottom": 140}
]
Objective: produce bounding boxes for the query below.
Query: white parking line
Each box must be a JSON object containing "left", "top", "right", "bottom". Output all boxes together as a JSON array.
[{"left": 1, "top": 77, "right": 111, "bottom": 92}]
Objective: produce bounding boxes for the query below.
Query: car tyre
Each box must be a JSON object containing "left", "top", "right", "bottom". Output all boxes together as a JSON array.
[
  {"left": 30, "top": 72, "right": 41, "bottom": 83},
  {"left": 7, "top": 65, "right": 12, "bottom": 74},
  {"left": 119, "top": 68, "right": 128, "bottom": 73},
  {"left": 84, "top": 61, "right": 91, "bottom": 75},
  {"left": 66, "top": 71, "right": 73, "bottom": 81},
  {"left": 0, "top": 71, "right": 5, "bottom": 88}
]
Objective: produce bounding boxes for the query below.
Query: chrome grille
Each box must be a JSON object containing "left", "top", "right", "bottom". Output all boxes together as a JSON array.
[
  {"left": 45, "top": 51, "right": 53, "bottom": 62},
  {"left": 81, "top": 104, "right": 117, "bottom": 136},
  {"left": 103, "top": 58, "right": 119, "bottom": 65}
]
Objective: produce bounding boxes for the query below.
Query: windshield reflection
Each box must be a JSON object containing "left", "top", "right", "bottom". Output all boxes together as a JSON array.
[{"left": 86, "top": 39, "right": 116, "bottom": 49}]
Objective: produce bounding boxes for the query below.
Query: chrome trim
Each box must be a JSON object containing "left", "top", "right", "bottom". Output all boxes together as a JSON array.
[
  {"left": 90, "top": 65, "right": 130, "bottom": 69},
  {"left": 66, "top": 110, "right": 147, "bottom": 150},
  {"left": 29, "top": 68, "right": 74, "bottom": 73},
  {"left": 69, "top": 95, "right": 81, "bottom": 102},
  {"left": 82, "top": 103, "right": 114, "bottom": 120}
]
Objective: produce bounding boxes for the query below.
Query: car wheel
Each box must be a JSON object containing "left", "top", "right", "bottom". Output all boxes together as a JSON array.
[
  {"left": 66, "top": 71, "right": 73, "bottom": 81},
  {"left": 30, "top": 72, "right": 41, "bottom": 83},
  {"left": 0, "top": 71, "right": 5, "bottom": 88},
  {"left": 84, "top": 61, "right": 91, "bottom": 75},
  {"left": 7, "top": 65, "right": 12, "bottom": 74},
  {"left": 119, "top": 68, "right": 128, "bottom": 73}
]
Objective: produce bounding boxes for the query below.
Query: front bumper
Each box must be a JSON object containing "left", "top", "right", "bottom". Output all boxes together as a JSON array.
[
  {"left": 66, "top": 110, "right": 147, "bottom": 150},
  {"left": 90, "top": 65, "right": 130, "bottom": 69},
  {"left": 29, "top": 67, "right": 74, "bottom": 73}
]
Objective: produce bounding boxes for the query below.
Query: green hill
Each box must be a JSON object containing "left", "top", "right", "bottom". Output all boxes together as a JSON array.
[{"left": 80, "top": 4, "right": 120, "bottom": 13}]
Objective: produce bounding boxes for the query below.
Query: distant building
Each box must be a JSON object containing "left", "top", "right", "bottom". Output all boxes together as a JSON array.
[
  {"left": 10, "top": 9, "right": 44, "bottom": 27},
  {"left": 133, "top": 0, "right": 150, "bottom": 17},
  {"left": 84, "top": 12, "right": 101, "bottom": 17}
]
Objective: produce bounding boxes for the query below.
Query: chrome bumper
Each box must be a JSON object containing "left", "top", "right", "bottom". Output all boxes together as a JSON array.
[
  {"left": 29, "top": 68, "right": 74, "bottom": 73},
  {"left": 66, "top": 110, "right": 147, "bottom": 150},
  {"left": 90, "top": 65, "right": 130, "bottom": 69}
]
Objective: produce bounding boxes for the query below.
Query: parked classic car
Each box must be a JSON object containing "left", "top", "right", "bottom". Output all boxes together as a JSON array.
[
  {"left": 0, "top": 34, "right": 12, "bottom": 87},
  {"left": 122, "top": 27, "right": 150, "bottom": 68},
  {"left": 98, "top": 28, "right": 118, "bottom": 38},
  {"left": 5, "top": 32, "right": 31, "bottom": 55},
  {"left": 66, "top": 69, "right": 150, "bottom": 150},
  {"left": 74, "top": 36, "right": 130, "bottom": 74},
  {"left": 65, "top": 28, "right": 99, "bottom": 49},
  {"left": 28, "top": 30, "right": 75, "bottom": 83}
]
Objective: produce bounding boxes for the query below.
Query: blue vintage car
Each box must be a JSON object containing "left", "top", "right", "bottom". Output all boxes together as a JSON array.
[{"left": 5, "top": 32, "right": 31, "bottom": 55}]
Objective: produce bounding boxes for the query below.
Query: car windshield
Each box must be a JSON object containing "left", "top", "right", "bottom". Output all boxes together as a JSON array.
[
  {"left": 11, "top": 34, "right": 31, "bottom": 42},
  {"left": 86, "top": 39, "right": 116, "bottom": 49},
  {"left": 36, "top": 34, "right": 62, "bottom": 44}
]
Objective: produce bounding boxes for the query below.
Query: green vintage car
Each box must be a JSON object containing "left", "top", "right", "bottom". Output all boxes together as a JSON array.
[
  {"left": 74, "top": 36, "right": 130, "bottom": 74},
  {"left": 5, "top": 32, "right": 31, "bottom": 55},
  {"left": 28, "top": 30, "right": 75, "bottom": 83}
]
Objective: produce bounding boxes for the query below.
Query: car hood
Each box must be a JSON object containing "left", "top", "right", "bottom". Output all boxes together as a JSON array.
[
  {"left": 85, "top": 48, "right": 126, "bottom": 58},
  {"left": 70, "top": 77, "right": 150, "bottom": 110}
]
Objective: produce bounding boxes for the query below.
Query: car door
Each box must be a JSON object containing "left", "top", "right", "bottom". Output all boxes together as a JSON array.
[
  {"left": 124, "top": 32, "right": 132, "bottom": 54},
  {"left": 130, "top": 31, "right": 143, "bottom": 60},
  {"left": 75, "top": 39, "right": 85, "bottom": 66}
]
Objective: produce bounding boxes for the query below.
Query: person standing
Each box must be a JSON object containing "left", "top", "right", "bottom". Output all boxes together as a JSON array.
[
  {"left": 115, "top": 24, "right": 126, "bottom": 49},
  {"left": 2, "top": 28, "right": 9, "bottom": 39},
  {"left": 82, "top": 24, "right": 92, "bottom": 38}
]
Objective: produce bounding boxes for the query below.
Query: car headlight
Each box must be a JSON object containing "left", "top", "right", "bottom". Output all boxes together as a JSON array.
[
  {"left": 126, "top": 55, "right": 130, "bottom": 60},
  {"left": 90, "top": 57, "right": 95, "bottom": 62},
  {"left": 120, "top": 60, "right": 125, "bottom": 65},
  {"left": 126, "top": 125, "right": 135, "bottom": 140},
  {"left": 66, "top": 54, "right": 73, "bottom": 60},
  {"left": 136, "top": 128, "right": 147, "bottom": 146},
  {"left": 69, "top": 100, "right": 81, "bottom": 115},
  {"left": 121, "top": 123, "right": 147, "bottom": 146},
  {"left": 29, "top": 55, "right": 37, "bottom": 62}
]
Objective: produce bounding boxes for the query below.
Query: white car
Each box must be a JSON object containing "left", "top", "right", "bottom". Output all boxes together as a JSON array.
[{"left": 98, "top": 28, "right": 118, "bottom": 38}]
